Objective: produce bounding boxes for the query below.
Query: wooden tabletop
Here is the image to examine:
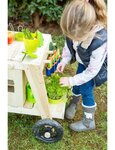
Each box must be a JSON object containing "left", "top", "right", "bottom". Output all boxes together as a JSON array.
[{"left": 8, "top": 34, "right": 52, "bottom": 69}]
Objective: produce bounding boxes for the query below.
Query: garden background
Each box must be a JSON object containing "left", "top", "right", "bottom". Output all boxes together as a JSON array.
[{"left": 8, "top": 0, "right": 107, "bottom": 149}]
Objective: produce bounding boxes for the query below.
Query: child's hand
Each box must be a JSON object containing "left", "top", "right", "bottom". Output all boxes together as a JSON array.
[
  {"left": 57, "top": 62, "right": 66, "bottom": 73},
  {"left": 60, "top": 77, "right": 70, "bottom": 87}
]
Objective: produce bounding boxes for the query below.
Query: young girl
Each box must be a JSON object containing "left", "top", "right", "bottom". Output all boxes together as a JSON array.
[{"left": 57, "top": 0, "right": 107, "bottom": 132}]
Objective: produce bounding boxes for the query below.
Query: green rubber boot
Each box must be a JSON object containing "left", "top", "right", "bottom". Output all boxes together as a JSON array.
[
  {"left": 70, "top": 105, "right": 96, "bottom": 132},
  {"left": 65, "top": 95, "right": 80, "bottom": 119}
]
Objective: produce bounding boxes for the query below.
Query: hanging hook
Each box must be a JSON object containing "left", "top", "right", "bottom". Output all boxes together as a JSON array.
[
  {"left": 18, "top": 25, "right": 24, "bottom": 32},
  {"left": 8, "top": 23, "right": 14, "bottom": 31}
]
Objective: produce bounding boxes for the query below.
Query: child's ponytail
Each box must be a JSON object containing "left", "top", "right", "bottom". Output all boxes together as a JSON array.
[{"left": 89, "top": 0, "right": 107, "bottom": 28}]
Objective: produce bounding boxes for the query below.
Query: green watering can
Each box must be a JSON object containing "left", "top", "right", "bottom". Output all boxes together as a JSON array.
[{"left": 26, "top": 83, "right": 36, "bottom": 103}]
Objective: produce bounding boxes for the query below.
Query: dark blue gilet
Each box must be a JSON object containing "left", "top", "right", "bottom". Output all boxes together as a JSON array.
[{"left": 66, "top": 28, "right": 107, "bottom": 86}]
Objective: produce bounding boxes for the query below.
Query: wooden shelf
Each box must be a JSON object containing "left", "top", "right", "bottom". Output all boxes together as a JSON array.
[{"left": 8, "top": 101, "right": 66, "bottom": 119}]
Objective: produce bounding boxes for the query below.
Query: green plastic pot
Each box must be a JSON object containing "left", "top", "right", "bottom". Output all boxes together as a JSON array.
[
  {"left": 24, "top": 38, "right": 38, "bottom": 53},
  {"left": 48, "top": 95, "right": 67, "bottom": 104}
]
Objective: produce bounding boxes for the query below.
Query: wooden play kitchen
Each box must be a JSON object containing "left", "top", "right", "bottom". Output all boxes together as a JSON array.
[{"left": 8, "top": 30, "right": 67, "bottom": 143}]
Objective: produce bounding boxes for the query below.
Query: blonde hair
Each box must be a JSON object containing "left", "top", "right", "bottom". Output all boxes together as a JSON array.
[{"left": 60, "top": 0, "right": 107, "bottom": 41}]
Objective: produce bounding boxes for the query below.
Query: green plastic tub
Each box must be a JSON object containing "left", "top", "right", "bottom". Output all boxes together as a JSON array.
[{"left": 24, "top": 38, "right": 38, "bottom": 53}]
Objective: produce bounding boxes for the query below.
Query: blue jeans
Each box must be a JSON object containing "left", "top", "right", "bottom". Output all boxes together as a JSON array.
[{"left": 72, "top": 63, "right": 95, "bottom": 107}]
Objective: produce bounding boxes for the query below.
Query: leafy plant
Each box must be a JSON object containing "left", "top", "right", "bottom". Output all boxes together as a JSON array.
[
  {"left": 22, "top": 28, "right": 44, "bottom": 44},
  {"left": 8, "top": 0, "right": 65, "bottom": 23},
  {"left": 8, "top": 0, "right": 31, "bottom": 21},
  {"left": 21, "top": 28, "right": 44, "bottom": 58},
  {"left": 52, "top": 35, "right": 65, "bottom": 54},
  {"left": 22, "top": 28, "right": 33, "bottom": 39},
  {"left": 45, "top": 73, "right": 68, "bottom": 100}
]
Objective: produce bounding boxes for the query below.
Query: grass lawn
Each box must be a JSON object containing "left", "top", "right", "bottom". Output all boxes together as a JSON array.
[{"left": 8, "top": 35, "right": 107, "bottom": 150}]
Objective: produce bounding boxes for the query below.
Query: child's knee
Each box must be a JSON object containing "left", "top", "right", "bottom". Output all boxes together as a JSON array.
[{"left": 72, "top": 86, "right": 80, "bottom": 96}]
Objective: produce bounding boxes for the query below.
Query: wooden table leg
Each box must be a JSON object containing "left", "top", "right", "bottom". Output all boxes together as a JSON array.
[{"left": 24, "top": 64, "right": 52, "bottom": 119}]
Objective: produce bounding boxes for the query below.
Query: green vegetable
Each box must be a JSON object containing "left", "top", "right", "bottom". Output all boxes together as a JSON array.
[
  {"left": 22, "top": 28, "right": 33, "bottom": 40},
  {"left": 22, "top": 29, "right": 44, "bottom": 46},
  {"left": 45, "top": 73, "right": 68, "bottom": 100},
  {"left": 36, "top": 30, "right": 44, "bottom": 47}
]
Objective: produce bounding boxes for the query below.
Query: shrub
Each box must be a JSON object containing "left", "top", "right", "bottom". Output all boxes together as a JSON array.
[{"left": 8, "top": 0, "right": 66, "bottom": 24}]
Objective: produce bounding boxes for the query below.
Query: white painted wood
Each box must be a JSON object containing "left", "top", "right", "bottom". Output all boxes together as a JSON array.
[
  {"left": 49, "top": 102, "right": 66, "bottom": 119},
  {"left": 8, "top": 102, "right": 66, "bottom": 119},
  {"left": 8, "top": 92, "right": 15, "bottom": 106},
  {"left": 24, "top": 65, "right": 52, "bottom": 119},
  {"left": 8, "top": 61, "right": 24, "bottom": 70},
  {"left": 8, "top": 41, "right": 25, "bottom": 61},
  {"left": 24, "top": 101, "right": 34, "bottom": 109},
  {"left": 8, "top": 69, "right": 26, "bottom": 107},
  {"left": 47, "top": 51, "right": 54, "bottom": 54},
  {"left": 43, "top": 60, "right": 51, "bottom": 64}
]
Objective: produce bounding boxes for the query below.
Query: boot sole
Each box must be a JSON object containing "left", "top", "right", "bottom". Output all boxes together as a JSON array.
[
  {"left": 70, "top": 125, "right": 96, "bottom": 132},
  {"left": 65, "top": 115, "right": 74, "bottom": 120}
]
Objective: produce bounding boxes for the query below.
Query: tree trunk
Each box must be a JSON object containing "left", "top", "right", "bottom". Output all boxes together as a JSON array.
[{"left": 32, "top": 11, "right": 43, "bottom": 29}]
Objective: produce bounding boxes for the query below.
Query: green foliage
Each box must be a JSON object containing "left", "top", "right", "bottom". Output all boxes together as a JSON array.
[
  {"left": 52, "top": 35, "right": 65, "bottom": 54},
  {"left": 8, "top": 0, "right": 18, "bottom": 18},
  {"left": 30, "top": 0, "right": 63, "bottom": 22},
  {"left": 22, "top": 28, "right": 33, "bottom": 39},
  {"left": 8, "top": 0, "right": 65, "bottom": 23},
  {"left": 49, "top": 42, "right": 55, "bottom": 51},
  {"left": 21, "top": 28, "right": 44, "bottom": 45},
  {"left": 8, "top": 0, "right": 30, "bottom": 21},
  {"left": 45, "top": 73, "right": 68, "bottom": 100}
]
